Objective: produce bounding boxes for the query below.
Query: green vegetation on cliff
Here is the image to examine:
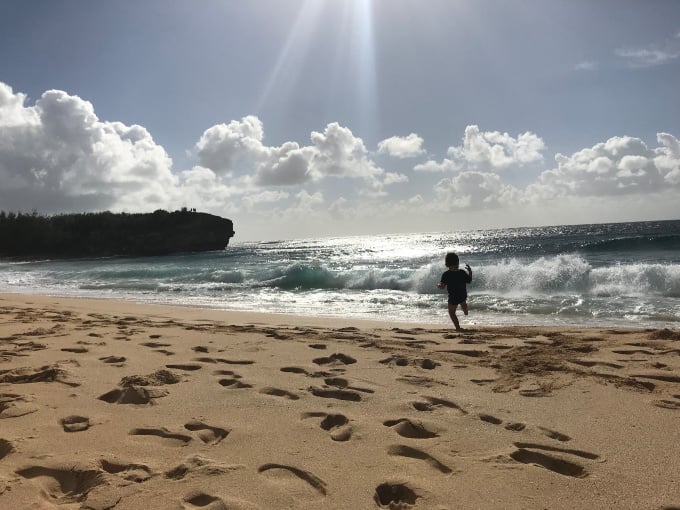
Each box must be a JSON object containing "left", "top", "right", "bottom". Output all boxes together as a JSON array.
[{"left": 0, "top": 209, "right": 235, "bottom": 259}]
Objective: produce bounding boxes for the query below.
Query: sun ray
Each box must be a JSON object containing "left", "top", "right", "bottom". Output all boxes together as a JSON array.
[
  {"left": 256, "top": 0, "right": 380, "bottom": 144},
  {"left": 255, "top": 0, "right": 326, "bottom": 115},
  {"left": 354, "top": 0, "right": 379, "bottom": 141}
]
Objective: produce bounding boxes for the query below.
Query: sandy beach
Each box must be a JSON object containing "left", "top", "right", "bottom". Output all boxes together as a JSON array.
[{"left": 0, "top": 293, "right": 679, "bottom": 510}]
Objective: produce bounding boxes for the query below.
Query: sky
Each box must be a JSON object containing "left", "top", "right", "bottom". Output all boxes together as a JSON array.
[{"left": 1, "top": 0, "right": 679, "bottom": 241}]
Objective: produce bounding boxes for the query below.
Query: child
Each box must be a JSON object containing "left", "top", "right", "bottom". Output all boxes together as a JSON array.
[{"left": 437, "top": 252, "right": 472, "bottom": 331}]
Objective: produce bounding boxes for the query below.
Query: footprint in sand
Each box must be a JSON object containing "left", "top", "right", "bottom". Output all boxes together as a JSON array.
[
  {"left": 119, "top": 369, "right": 181, "bottom": 387},
  {"left": 411, "top": 396, "right": 467, "bottom": 415},
  {"left": 518, "top": 388, "right": 552, "bottom": 397},
  {"left": 167, "top": 363, "right": 203, "bottom": 371},
  {"left": 265, "top": 330, "right": 289, "bottom": 340},
  {"left": 387, "top": 444, "right": 453, "bottom": 474},
  {"left": 312, "top": 353, "right": 357, "bottom": 366},
  {"left": 0, "top": 365, "right": 78, "bottom": 386},
  {"left": 184, "top": 420, "right": 230, "bottom": 444},
  {"left": 14, "top": 465, "right": 106, "bottom": 503},
  {"left": 99, "top": 355, "right": 126, "bottom": 365},
  {"left": 0, "top": 393, "right": 39, "bottom": 419},
  {"left": 259, "top": 387, "right": 300, "bottom": 400},
  {"left": 258, "top": 463, "right": 327, "bottom": 497},
  {"left": 537, "top": 426, "right": 571, "bottom": 442},
  {"left": 141, "top": 341, "right": 172, "bottom": 348},
  {"left": 374, "top": 482, "right": 420, "bottom": 509},
  {"left": 196, "top": 356, "right": 255, "bottom": 365},
  {"left": 181, "top": 490, "right": 257, "bottom": 510},
  {"left": 280, "top": 366, "right": 308, "bottom": 375},
  {"left": 213, "top": 369, "right": 242, "bottom": 377},
  {"left": 100, "top": 459, "right": 153, "bottom": 482},
  {"left": 419, "top": 358, "right": 438, "bottom": 369},
  {"left": 166, "top": 455, "right": 245, "bottom": 481},
  {"left": 218, "top": 378, "right": 253, "bottom": 389},
  {"left": 302, "top": 412, "right": 352, "bottom": 441},
  {"left": 509, "top": 448, "right": 588, "bottom": 478},
  {"left": 129, "top": 427, "right": 193, "bottom": 446},
  {"left": 379, "top": 355, "right": 410, "bottom": 367},
  {"left": 59, "top": 415, "right": 90, "bottom": 432},
  {"left": 475, "top": 413, "right": 571, "bottom": 441},
  {"left": 513, "top": 442, "right": 599, "bottom": 460},
  {"left": 99, "top": 386, "right": 168, "bottom": 405},
  {"left": 396, "top": 375, "right": 436, "bottom": 387},
  {"left": 324, "top": 377, "right": 374, "bottom": 394},
  {"left": 181, "top": 492, "right": 226, "bottom": 509},
  {"left": 470, "top": 378, "right": 498, "bottom": 386},
  {"left": 479, "top": 413, "right": 503, "bottom": 425},
  {"left": 61, "top": 347, "right": 88, "bottom": 353},
  {"left": 0, "top": 439, "right": 14, "bottom": 460},
  {"left": 383, "top": 419, "right": 439, "bottom": 439},
  {"left": 631, "top": 372, "right": 680, "bottom": 383},
  {"left": 653, "top": 399, "right": 680, "bottom": 410},
  {"left": 309, "top": 387, "right": 362, "bottom": 402}
]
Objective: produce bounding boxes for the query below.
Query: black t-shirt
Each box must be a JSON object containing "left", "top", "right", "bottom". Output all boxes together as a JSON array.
[{"left": 440, "top": 269, "right": 471, "bottom": 304}]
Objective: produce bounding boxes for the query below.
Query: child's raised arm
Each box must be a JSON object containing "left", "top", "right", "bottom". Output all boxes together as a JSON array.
[{"left": 465, "top": 264, "right": 472, "bottom": 282}]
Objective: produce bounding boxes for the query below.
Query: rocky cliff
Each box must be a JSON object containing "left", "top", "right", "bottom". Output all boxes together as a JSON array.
[{"left": 0, "top": 209, "right": 235, "bottom": 259}]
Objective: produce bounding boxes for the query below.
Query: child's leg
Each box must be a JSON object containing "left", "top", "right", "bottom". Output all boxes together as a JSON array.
[
  {"left": 461, "top": 301, "right": 468, "bottom": 316},
  {"left": 447, "top": 303, "right": 461, "bottom": 331}
]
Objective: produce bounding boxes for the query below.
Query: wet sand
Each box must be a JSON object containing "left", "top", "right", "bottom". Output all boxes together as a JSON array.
[{"left": 1, "top": 293, "right": 679, "bottom": 509}]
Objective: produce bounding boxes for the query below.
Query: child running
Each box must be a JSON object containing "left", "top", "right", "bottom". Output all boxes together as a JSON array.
[{"left": 437, "top": 252, "right": 472, "bottom": 331}]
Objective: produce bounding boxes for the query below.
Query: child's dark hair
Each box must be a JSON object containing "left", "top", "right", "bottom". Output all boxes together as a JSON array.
[{"left": 445, "top": 252, "right": 459, "bottom": 268}]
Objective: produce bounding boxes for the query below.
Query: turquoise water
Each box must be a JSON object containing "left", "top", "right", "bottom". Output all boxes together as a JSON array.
[{"left": 1, "top": 220, "right": 679, "bottom": 328}]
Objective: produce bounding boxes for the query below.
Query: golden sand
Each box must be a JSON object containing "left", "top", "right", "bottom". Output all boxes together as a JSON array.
[{"left": 0, "top": 293, "right": 679, "bottom": 509}]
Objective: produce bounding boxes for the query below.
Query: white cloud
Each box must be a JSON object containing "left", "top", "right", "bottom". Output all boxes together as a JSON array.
[
  {"left": 195, "top": 115, "right": 266, "bottom": 175},
  {"left": 615, "top": 31, "right": 680, "bottom": 68},
  {"left": 408, "top": 194, "right": 424, "bottom": 206},
  {"left": 328, "top": 196, "right": 349, "bottom": 219},
  {"left": 574, "top": 60, "right": 598, "bottom": 71},
  {"left": 195, "top": 116, "right": 311, "bottom": 186},
  {"left": 526, "top": 134, "right": 680, "bottom": 201},
  {"left": 253, "top": 145, "right": 311, "bottom": 186},
  {"left": 434, "top": 171, "right": 521, "bottom": 210},
  {"left": 383, "top": 172, "right": 409, "bottom": 186},
  {"left": 177, "top": 165, "right": 249, "bottom": 213},
  {"left": 377, "top": 133, "right": 425, "bottom": 158},
  {"left": 296, "top": 190, "right": 324, "bottom": 208},
  {"left": 195, "top": 119, "right": 408, "bottom": 192},
  {"left": 241, "top": 190, "right": 290, "bottom": 211},
  {"left": 616, "top": 47, "right": 680, "bottom": 68},
  {"left": 413, "top": 159, "right": 455, "bottom": 173},
  {"left": 415, "top": 125, "right": 545, "bottom": 173},
  {"left": 308, "top": 122, "right": 383, "bottom": 180},
  {"left": 654, "top": 132, "right": 680, "bottom": 185},
  {"left": 0, "top": 83, "right": 177, "bottom": 213},
  {"left": 2, "top": 81, "right": 679, "bottom": 241},
  {"left": 0, "top": 82, "right": 39, "bottom": 127}
]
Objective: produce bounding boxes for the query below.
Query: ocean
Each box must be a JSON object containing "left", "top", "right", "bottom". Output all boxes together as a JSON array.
[{"left": 1, "top": 220, "right": 679, "bottom": 328}]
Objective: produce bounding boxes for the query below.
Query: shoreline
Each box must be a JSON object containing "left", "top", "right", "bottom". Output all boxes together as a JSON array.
[
  {"left": 1, "top": 289, "right": 673, "bottom": 331},
  {"left": 1, "top": 293, "right": 679, "bottom": 509}
]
